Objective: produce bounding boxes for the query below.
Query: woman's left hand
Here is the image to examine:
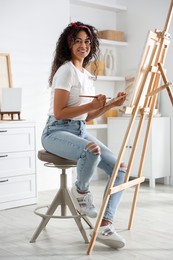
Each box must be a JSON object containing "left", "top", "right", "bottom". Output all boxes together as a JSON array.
[
  {"left": 115, "top": 92, "right": 127, "bottom": 106},
  {"left": 105, "top": 92, "right": 127, "bottom": 107}
]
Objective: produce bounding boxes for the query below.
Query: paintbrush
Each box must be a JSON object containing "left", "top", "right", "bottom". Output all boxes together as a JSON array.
[{"left": 79, "top": 95, "right": 112, "bottom": 99}]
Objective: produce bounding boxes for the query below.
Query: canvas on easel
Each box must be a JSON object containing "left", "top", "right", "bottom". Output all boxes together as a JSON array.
[{"left": 87, "top": 0, "right": 173, "bottom": 255}]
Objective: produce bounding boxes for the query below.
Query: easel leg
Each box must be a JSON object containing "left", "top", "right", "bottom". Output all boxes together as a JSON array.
[
  {"left": 128, "top": 184, "right": 140, "bottom": 230},
  {"left": 128, "top": 88, "right": 158, "bottom": 229},
  {"left": 87, "top": 193, "right": 111, "bottom": 254}
]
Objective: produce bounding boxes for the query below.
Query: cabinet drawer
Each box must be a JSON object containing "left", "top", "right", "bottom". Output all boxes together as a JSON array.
[
  {"left": 0, "top": 175, "right": 36, "bottom": 204},
  {"left": 0, "top": 127, "right": 35, "bottom": 152},
  {"left": 0, "top": 151, "right": 35, "bottom": 178}
]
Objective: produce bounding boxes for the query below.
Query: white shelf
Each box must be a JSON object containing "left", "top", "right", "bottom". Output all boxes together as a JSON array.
[
  {"left": 99, "top": 39, "right": 127, "bottom": 47},
  {"left": 70, "top": 0, "right": 127, "bottom": 12},
  {"left": 86, "top": 124, "right": 107, "bottom": 129},
  {"left": 97, "top": 76, "right": 125, "bottom": 81}
]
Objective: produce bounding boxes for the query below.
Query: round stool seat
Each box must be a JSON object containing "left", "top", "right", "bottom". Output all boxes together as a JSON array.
[{"left": 38, "top": 149, "right": 77, "bottom": 167}]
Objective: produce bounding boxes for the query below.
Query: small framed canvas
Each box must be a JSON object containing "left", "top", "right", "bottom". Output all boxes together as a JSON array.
[{"left": 0, "top": 53, "right": 13, "bottom": 90}]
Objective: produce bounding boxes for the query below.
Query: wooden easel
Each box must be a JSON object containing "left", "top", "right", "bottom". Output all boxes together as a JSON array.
[{"left": 87, "top": 0, "right": 173, "bottom": 255}]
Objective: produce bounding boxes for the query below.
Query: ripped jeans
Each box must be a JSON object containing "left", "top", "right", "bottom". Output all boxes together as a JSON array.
[{"left": 41, "top": 115, "right": 126, "bottom": 223}]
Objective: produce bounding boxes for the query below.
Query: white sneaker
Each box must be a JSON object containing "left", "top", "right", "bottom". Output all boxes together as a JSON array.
[
  {"left": 71, "top": 186, "right": 97, "bottom": 218},
  {"left": 91, "top": 224, "right": 126, "bottom": 249}
]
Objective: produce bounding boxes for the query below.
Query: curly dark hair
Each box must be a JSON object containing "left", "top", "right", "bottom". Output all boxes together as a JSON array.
[{"left": 48, "top": 21, "right": 100, "bottom": 86}]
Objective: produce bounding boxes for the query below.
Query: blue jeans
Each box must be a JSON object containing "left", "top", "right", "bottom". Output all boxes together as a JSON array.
[{"left": 41, "top": 115, "right": 126, "bottom": 223}]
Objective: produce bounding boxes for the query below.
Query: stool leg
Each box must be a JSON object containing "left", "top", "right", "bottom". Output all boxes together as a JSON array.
[
  {"left": 61, "top": 169, "right": 93, "bottom": 229},
  {"left": 77, "top": 212, "right": 94, "bottom": 229},
  {"left": 30, "top": 188, "right": 63, "bottom": 243},
  {"left": 61, "top": 170, "right": 90, "bottom": 243},
  {"left": 63, "top": 187, "right": 89, "bottom": 243}
]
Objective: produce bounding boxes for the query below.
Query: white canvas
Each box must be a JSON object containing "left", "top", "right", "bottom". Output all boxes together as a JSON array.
[{"left": 0, "top": 88, "right": 22, "bottom": 112}]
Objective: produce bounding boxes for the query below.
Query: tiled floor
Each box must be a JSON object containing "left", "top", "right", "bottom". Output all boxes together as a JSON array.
[{"left": 0, "top": 179, "right": 173, "bottom": 260}]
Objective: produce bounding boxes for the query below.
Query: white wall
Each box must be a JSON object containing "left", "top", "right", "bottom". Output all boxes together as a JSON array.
[{"left": 0, "top": 0, "right": 70, "bottom": 191}]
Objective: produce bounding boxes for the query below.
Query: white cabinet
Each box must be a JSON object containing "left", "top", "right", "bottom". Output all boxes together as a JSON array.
[
  {"left": 107, "top": 117, "right": 171, "bottom": 188},
  {"left": 0, "top": 121, "right": 37, "bottom": 210}
]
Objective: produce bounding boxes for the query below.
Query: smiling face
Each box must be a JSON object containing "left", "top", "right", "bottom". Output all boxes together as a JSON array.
[{"left": 71, "top": 31, "right": 91, "bottom": 62}]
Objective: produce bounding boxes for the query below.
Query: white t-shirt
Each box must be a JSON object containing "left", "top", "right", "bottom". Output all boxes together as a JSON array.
[{"left": 48, "top": 61, "right": 95, "bottom": 120}]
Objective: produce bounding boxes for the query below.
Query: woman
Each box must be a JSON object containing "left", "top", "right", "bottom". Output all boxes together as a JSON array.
[{"left": 42, "top": 21, "right": 127, "bottom": 249}]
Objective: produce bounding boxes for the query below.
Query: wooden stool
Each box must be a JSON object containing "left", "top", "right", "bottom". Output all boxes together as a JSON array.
[{"left": 30, "top": 149, "right": 93, "bottom": 244}]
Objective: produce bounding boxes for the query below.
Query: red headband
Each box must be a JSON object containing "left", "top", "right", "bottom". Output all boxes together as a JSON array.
[{"left": 70, "top": 22, "right": 92, "bottom": 36}]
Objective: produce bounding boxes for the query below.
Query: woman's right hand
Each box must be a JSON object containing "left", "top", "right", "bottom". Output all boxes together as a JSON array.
[{"left": 91, "top": 94, "right": 106, "bottom": 109}]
